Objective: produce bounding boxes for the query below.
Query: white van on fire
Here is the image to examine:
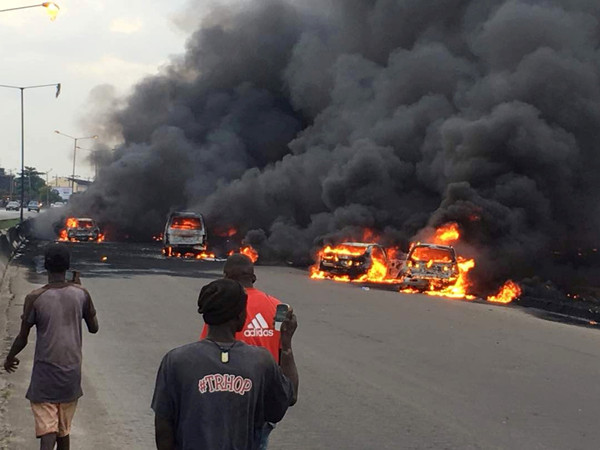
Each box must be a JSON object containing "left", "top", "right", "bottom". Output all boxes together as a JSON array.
[{"left": 162, "top": 211, "right": 207, "bottom": 257}]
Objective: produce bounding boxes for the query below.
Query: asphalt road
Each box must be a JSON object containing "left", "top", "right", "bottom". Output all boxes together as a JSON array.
[
  {"left": 0, "top": 208, "right": 38, "bottom": 222},
  {"left": 2, "top": 241, "right": 600, "bottom": 449}
]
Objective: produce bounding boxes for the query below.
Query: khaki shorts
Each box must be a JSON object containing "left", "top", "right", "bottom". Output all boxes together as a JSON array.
[{"left": 31, "top": 401, "right": 78, "bottom": 438}]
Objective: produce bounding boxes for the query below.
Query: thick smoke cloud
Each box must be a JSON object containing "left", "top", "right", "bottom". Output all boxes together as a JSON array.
[{"left": 70, "top": 0, "right": 600, "bottom": 293}]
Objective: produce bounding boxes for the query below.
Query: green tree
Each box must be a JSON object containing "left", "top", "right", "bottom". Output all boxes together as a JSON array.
[
  {"left": 38, "top": 185, "right": 62, "bottom": 205},
  {"left": 14, "top": 167, "right": 45, "bottom": 202}
]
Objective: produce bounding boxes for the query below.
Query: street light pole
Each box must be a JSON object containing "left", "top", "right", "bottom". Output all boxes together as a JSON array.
[
  {"left": 0, "top": 3, "right": 60, "bottom": 20},
  {"left": 54, "top": 131, "right": 98, "bottom": 193},
  {"left": 0, "top": 83, "right": 61, "bottom": 223}
]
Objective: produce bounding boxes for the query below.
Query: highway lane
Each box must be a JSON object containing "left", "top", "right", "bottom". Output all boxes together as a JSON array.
[
  {"left": 0, "top": 208, "right": 38, "bottom": 222},
  {"left": 2, "top": 242, "right": 600, "bottom": 449}
]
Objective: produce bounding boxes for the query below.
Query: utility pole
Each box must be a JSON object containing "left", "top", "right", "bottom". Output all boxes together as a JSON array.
[{"left": 43, "top": 169, "right": 52, "bottom": 207}]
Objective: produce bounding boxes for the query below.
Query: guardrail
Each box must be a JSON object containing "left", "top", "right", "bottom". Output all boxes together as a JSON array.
[{"left": 0, "top": 221, "right": 30, "bottom": 282}]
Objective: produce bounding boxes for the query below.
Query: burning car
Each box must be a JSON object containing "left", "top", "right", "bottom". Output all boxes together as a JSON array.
[
  {"left": 399, "top": 243, "right": 459, "bottom": 291},
  {"left": 162, "top": 212, "right": 207, "bottom": 257},
  {"left": 63, "top": 218, "right": 102, "bottom": 242},
  {"left": 316, "top": 242, "right": 389, "bottom": 280}
]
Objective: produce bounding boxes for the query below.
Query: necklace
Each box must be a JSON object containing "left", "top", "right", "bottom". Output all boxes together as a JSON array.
[{"left": 205, "top": 339, "right": 237, "bottom": 363}]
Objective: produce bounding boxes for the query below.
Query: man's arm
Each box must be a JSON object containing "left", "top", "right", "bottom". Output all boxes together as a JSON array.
[
  {"left": 279, "top": 308, "right": 298, "bottom": 405},
  {"left": 4, "top": 296, "right": 35, "bottom": 373},
  {"left": 83, "top": 293, "right": 99, "bottom": 334},
  {"left": 155, "top": 415, "right": 176, "bottom": 450},
  {"left": 85, "top": 314, "right": 99, "bottom": 334}
]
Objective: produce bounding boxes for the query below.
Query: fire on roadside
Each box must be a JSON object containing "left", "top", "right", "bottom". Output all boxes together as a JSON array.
[
  {"left": 310, "top": 223, "right": 522, "bottom": 305},
  {"left": 487, "top": 280, "right": 522, "bottom": 304},
  {"left": 228, "top": 245, "right": 259, "bottom": 263},
  {"left": 162, "top": 246, "right": 217, "bottom": 259}
]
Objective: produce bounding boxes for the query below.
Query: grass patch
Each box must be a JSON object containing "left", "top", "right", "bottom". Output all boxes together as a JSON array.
[{"left": 0, "top": 219, "right": 19, "bottom": 230}]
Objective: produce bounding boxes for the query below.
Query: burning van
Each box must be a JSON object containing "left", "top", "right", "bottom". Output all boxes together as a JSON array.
[
  {"left": 162, "top": 212, "right": 207, "bottom": 257},
  {"left": 65, "top": 218, "right": 101, "bottom": 242},
  {"left": 399, "top": 243, "right": 459, "bottom": 291},
  {"left": 317, "top": 242, "right": 389, "bottom": 280}
]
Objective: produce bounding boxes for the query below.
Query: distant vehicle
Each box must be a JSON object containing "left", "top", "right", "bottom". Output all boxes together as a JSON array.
[
  {"left": 162, "top": 212, "right": 207, "bottom": 257},
  {"left": 51, "top": 202, "right": 65, "bottom": 208},
  {"left": 399, "top": 243, "right": 459, "bottom": 291},
  {"left": 27, "top": 201, "right": 41, "bottom": 212},
  {"left": 5, "top": 201, "right": 20, "bottom": 211},
  {"left": 66, "top": 218, "right": 101, "bottom": 242},
  {"left": 318, "top": 242, "right": 389, "bottom": 280}
]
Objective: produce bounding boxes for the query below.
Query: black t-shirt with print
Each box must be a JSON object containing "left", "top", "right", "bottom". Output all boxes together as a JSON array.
[{"left": 151, "top": 340, "right": 293, "bottom": 450}]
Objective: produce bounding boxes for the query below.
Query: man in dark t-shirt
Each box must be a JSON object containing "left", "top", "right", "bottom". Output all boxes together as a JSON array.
[
  {"left": 152, "top": 279, "right": 299, "bottom": 450},
  {"left": 3, "top": 244, "right": 99, "bottom": 450}
]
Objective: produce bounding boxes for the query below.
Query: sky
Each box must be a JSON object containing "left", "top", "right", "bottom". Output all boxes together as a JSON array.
[{"left": 0, "top": 0, "right": 206, "bottom": 180}]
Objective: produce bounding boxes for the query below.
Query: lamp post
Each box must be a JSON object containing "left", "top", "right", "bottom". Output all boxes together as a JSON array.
[
  {"left": 0, "top": 2, "right": 60, "bottom": 20},
  {"left": 0, "top": 83, "right": 61, "bottom": 223},
  {"left": 54, "top": 131, "right": 98, "bottom": 192}
]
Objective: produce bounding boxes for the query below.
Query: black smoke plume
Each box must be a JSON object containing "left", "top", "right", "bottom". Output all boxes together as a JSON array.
[{"left": 65, "top": 0, "right": 600, "bottom": 294}]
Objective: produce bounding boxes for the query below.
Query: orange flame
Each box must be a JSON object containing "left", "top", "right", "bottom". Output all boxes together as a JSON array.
[
  {"left": 433, "top": 223, "right": 460, "bottom": 245},
  {"left": 162, "top": 246, "right": 216, "bottom": 260},
  {"left": 309, "top": 225, "right": 519, "bottom": 305},
  {"left": 58, "top": 217, "right": 104, "bottom": 242},
  {"left": 228, "top": 246, "right": 259, "bottom": 263},
  {"left": 216, "top": 227, "right": 238, "bottom": 238},
  {"left": 309, "top": 243, "right": 391, "bottom": 283},
  {"left": 487, "top": 280, "right": 521, "bottom": 304},
  {"left": 241, "top": 246, "right": 258, "bottom": 263},
  {"left": 400, "top": 256, "right": 475, "bottom": 300}
]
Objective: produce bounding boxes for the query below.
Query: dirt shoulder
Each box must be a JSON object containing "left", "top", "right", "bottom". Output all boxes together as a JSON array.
[{"left": 0, "top": 265, "right": 37, "bottom": 449}]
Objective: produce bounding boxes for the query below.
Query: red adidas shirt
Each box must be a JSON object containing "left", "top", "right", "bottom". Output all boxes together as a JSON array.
[{"left": 200, "top": 287, "right": 282, "bottom": 362}]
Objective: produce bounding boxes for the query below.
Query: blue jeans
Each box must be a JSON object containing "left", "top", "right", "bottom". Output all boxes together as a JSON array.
[{"left": 258, "top": 422, "right": 275, "bottom": 450}]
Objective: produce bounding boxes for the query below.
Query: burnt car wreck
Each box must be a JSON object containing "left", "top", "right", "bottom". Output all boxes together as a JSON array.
[
  {"left": 399, "top": 243, "right": 459, "bottom": 291},
  {"left": 317, "top": 242, "right": 389, "bottom": 280}
]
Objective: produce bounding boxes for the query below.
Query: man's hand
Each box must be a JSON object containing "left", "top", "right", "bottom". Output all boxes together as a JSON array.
[
  {"left": 280, "top": 307, "right": 297, "bottom": 350},
  {"left": 4, "top": 356, "right": 19, "bottom": 373}
]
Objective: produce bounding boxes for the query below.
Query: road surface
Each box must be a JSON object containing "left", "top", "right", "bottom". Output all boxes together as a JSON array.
[
  {"left": 1, "top": 241, "right": 600, "bottom": 449},
  {"left": 0, "top": 209, "right": 37, "bottom": 222}
]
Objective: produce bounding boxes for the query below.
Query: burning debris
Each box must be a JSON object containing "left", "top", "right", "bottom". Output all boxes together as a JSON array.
[
  {"left": 228, "top": 245, "right": 259, "bottom": 263},
  {"left": 487, "top": 280, "right": 522, "bottom": 304},
  {"left": 162, "top": 246, "right": 217, "bottom": 260}
]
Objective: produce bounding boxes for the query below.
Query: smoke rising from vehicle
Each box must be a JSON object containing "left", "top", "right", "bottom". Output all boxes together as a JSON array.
[{"left": 66, "top": 0, "right": 600, "bottom": 293}]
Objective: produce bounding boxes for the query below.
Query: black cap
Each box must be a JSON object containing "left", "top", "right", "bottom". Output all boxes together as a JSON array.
[{"left": 198, "top": 279, "right": 247, "bottom": 325}]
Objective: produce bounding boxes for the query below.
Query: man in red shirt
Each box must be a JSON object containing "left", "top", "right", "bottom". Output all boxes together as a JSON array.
[
  {"left": 199, "top": 253, "right": 286, "bottom": 448},
  {"left": 201, "top": 254, "right": 282, "bottom": 360}
]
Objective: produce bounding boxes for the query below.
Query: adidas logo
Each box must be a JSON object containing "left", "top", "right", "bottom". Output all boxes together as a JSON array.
[{"left": 244, "top": 313, "right": 274, "bottom": 337}]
